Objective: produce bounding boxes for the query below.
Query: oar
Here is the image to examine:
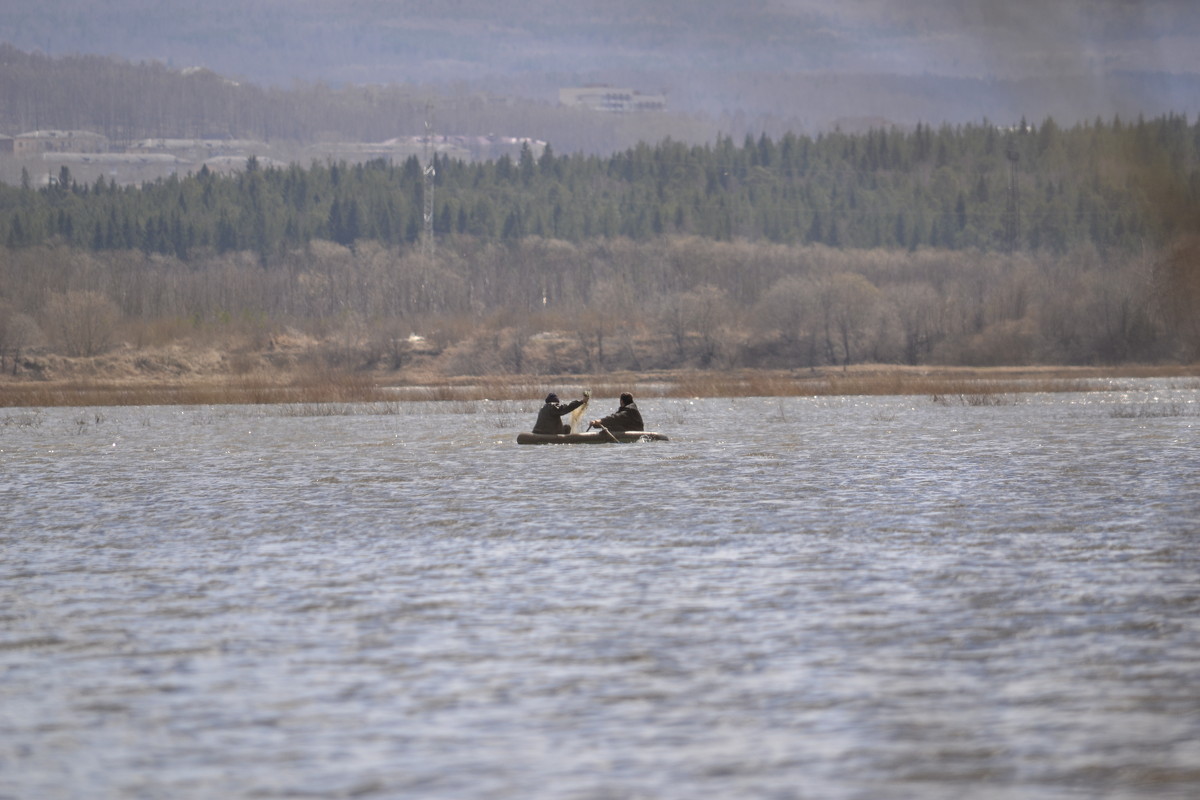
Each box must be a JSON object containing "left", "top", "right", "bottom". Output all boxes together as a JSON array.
[{"left": 589, "top": 421, "right": 619, "bottom": 443}]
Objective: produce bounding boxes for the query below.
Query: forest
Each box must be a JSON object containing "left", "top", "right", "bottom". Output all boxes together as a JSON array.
[
  {"left": 2, "top": 113, "right": 1199, "bottom": 376},
  {"left": 6, "top": 113, "right": 1200, "bottom": 254}
]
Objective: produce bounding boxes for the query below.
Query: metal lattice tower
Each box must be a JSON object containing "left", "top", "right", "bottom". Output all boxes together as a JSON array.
[
  {"left": 422, "top": 114, "right": 435, "bottom": 260},
  {"left": 1005, "top": 142, "right": 1020, "bottom": 252}
]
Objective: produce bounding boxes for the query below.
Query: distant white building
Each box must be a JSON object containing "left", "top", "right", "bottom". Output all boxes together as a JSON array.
[
  {"left": 42, "top": 152, "right": 183, "bottom": 165},
  {"left": 128, "top": 138, "right": 269, "bottom": 157},
  {"left": 559, "top": 86, "right": 666, "bottom": 113},
  {"left": 14, "top": 130, "right": 109, "bottom": 156}
]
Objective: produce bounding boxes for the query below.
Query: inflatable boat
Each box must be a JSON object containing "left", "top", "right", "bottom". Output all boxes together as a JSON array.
[{"left": 516, "top": 430, "right": 669, "bottom": 445}]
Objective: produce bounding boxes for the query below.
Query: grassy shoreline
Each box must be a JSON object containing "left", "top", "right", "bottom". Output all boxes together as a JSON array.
[{"left": 2, "top": 364, "right": 1197, "bottom": 408}]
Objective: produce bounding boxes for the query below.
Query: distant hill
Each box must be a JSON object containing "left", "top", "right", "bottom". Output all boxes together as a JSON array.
[
  {"left": 3, "top": 1, "right": 1199, "bottom": 134},
  {"left": 0, "top": 46, "right": 722, "bottom": 161},
  {"left": 4, "top": 44, "right": 1198, "bottom": 174}
]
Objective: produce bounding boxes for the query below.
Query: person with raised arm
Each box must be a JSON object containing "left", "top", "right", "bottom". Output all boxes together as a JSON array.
[{"left": 532, "top": 392, "right": 588, "bottom": 435}]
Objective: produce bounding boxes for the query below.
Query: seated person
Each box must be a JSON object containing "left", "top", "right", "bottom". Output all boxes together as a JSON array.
[
  {"left": 533, "top": 392, "right": 587, "bottom": 434},
  {"left": 590, "top": 392, "right": 644, "bottom": 433}
]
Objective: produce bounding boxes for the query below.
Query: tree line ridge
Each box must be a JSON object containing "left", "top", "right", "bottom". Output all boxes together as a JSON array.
[
  {"left": 5, "top": 114, "right": 1198, "bottom": 256},
  {"left": 2, "top": 113, "right": 1199, "bottom": 376}
]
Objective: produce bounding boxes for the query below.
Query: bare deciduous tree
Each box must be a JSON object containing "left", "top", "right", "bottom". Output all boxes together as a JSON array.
[
  {"left": 575, "top": 278, "right": 634, "bottom": 370},
  {"left": 680, "top": 285, "right": 731, "bottom": 367},
  {"left": 43, "top": 290, "right": 121, "bottom": 357},
  {"left": 1155, "top": 236, "right": 1200, "bottom": 360},
  {"left": 754, "top": 274, "right": 823, "bottom": 368},
  {"left": 0, "top": 302, "right": 44, "bottom": 374},
  {"left": 889, "top": 282, "right": 945, "bottom": 365},
  {"left": 819, "top": 272, "right": 883, "bottom": 369},
  {"left": 0, "top": 232, "right": 1184, "bottom": 373}
]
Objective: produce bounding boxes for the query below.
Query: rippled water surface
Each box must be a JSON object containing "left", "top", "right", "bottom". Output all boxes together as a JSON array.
[{"left": 2, "top": 382, "right": 1198, "bottom": 799}]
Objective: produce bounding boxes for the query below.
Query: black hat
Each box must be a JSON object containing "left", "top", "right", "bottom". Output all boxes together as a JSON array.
[{"left": 545, "top": 393, "right": 559, "bottom": 403}]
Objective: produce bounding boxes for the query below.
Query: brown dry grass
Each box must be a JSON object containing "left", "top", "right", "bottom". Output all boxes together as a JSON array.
[
  {"left": 663, "top": 364, "right": 1198, "bottom": 398},
  {"left": 2, "top": 360, "right": 1196, "bottom": 408}
]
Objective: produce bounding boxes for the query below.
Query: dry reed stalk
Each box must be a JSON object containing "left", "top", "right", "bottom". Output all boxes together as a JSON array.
[{"left": 3, "top": 365, "right": 1196, "bottom": 408}]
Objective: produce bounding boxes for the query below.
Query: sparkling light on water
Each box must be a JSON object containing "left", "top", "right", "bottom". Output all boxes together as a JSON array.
[{"left": 2, "top": 385, "right": 1198, "bottom": 799}]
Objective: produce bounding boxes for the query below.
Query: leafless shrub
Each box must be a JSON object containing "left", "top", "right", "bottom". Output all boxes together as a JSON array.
[
  {"left": 0, "top": 410, "right": 43, "bottom": 427},
  {"left": 273, "top": 401, "right": 401, "bottom": 417},
  {"left": 0, "top": 302, "right": 44, "bottom": 375},
  {"left": 1108, "top": 403, "right": 1196, "bottom": 418},
  {"left": 43, "top": 290, "right": 120, "bottom": 357},
  {"left": 961, "top": 393, "right": 1017, "bottom": 406},
  {"left": 932, "top": 392, "right": 1017, "bottom": 406},
  {"left": 1154, "top": 236, "right": 1200, "bottom": 361}
]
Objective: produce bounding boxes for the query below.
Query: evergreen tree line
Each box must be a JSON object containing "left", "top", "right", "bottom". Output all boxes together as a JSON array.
[{"left": 3, "top": 113, "right": 1199, "bottom": 259}]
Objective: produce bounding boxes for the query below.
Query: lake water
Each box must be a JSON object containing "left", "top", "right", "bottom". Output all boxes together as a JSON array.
[{"left": 2, "top": 380, "right": 1198, "bottom": 799}]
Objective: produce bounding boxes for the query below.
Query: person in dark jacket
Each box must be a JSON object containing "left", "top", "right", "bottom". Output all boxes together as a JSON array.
[
  {"left": 532, "top": 392, "right": 587, "bottom": 435},
  {"left": 590, "top": 392, "right": 644, "bottom": 433}
]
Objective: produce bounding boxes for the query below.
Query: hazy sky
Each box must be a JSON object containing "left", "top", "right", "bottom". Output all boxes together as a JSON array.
[
  {"left": 680, "top": 0, "right": 1199, "bottom": 79},
  {"left": 4, "top": 0, "right": 1198, "bottom": 124},
  {"left": 7, "top": 1, "right": 1198, "bottom": 79}
]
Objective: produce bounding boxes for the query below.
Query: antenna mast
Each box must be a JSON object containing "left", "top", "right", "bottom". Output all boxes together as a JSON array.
[
  {"left": 1005, "top": 139, "right": 1020, "bottom": 253},
  {"left": 422, "top": 108, "right": 436, "bottom": 260}
]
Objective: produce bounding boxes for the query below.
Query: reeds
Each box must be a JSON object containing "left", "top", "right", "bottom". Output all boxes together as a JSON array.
[
  {"left": 1108, "top": 402, "right": 1197, "bottom": 418},
  {"left": 0, "top": 409, "right": 44, "bottom": 427},
  {"left": 932, "top": 392, "right": 1017, "bottom": 406},
  {"left": 0, "top": 371, "right": 390, "bottom": 408},
  {"left": 663, "top": 368, "right": 1098, "bottom": 399},
  {"left": 274, "top": 401, "right": 402, "bottom": 417},
  {"left": 2, "top": 365, "right": 1196, "bottom": 409}
]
